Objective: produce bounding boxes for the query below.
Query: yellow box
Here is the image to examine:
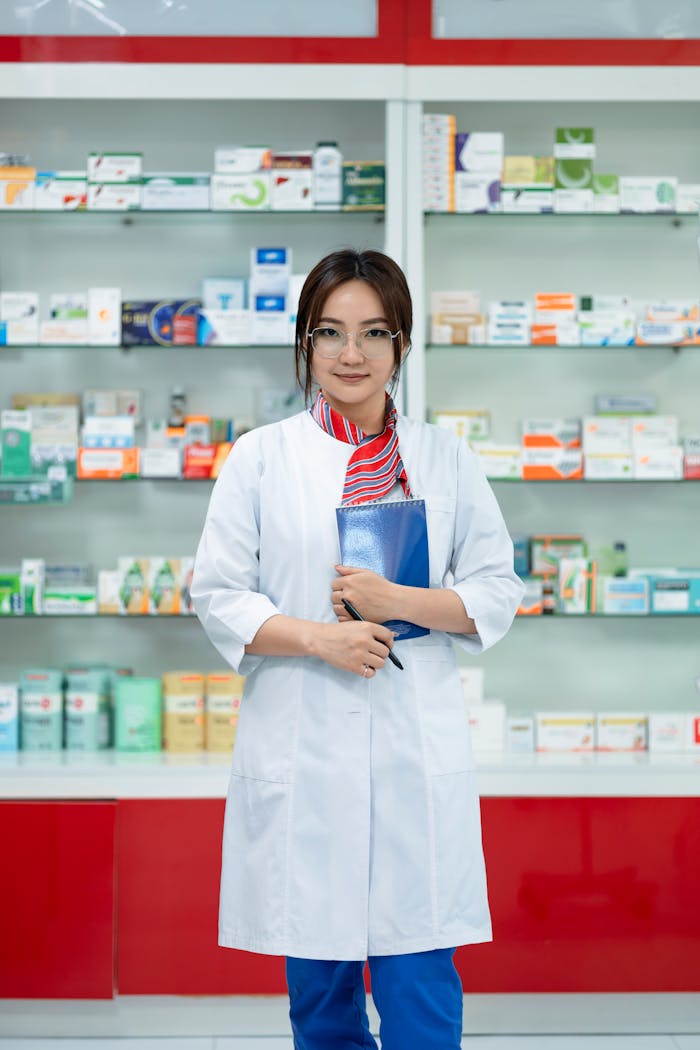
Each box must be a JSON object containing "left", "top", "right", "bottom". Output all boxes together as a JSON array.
[
  {"left": 162, "top": 671, "right": 205, "bottom": 752},
  {"left": 205, "top": 672, "right": 245, "bottom": 752}
]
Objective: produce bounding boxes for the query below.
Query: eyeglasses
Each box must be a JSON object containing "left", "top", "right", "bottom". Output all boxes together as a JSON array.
[{"left": 308, "top": 326, "right": 400, "bottom": 359}]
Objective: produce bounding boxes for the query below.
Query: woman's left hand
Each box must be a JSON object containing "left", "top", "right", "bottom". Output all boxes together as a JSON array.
[{"left": 331, "top": 565, "right": 399, "bottom": 625}]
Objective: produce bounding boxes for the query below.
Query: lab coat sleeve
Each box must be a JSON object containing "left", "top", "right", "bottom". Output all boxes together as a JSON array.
[
  {"left": 190, "top": 433, "right": 282, "bottom": 675},
  {"left": 446, "top": 440, "right": 524, "bottom": 654}
]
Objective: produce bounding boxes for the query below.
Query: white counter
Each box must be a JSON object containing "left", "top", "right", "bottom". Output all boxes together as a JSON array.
[{"left": 0, "top": 750, "right": 698, "bottom": 799}]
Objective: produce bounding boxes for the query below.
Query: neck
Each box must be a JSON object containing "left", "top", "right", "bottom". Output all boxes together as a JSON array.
[{"left": 321, "top": 389, "right": 388, "bottom": 436}]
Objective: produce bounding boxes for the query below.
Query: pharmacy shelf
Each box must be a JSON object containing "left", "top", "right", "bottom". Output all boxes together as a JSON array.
[
  {"left": 7, "top": 344, "right": 294, "bottom": 351},
  {"left": 1, "top": 208, "right": 385, "bottom": 217},
  {"left": 0, "top": 476, "right": 73, "bottom": 505},
  {"left": 426, "top": 343, "right": 696, "bottom": 353},
  {"left": 489, "top": 477, "right": 696, "bottom": 484},
  {"left": 423, "top": 211, "right": 695, "bottom": 221},
  {"left": 0, "top": 749, "right": 698, "bottom": 799}
]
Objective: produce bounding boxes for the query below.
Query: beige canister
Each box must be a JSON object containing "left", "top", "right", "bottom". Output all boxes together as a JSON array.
[
  {"left": 162, "top": 671, "right": 204, "bottom": 751},
  {"left": 205, "top": 672, "right": 244, "bottom": 751}
]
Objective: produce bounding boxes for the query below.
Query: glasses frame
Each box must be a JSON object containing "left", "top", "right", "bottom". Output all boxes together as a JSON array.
[{"left": 307, "top": 326, "right": 402, "bottom": 359}]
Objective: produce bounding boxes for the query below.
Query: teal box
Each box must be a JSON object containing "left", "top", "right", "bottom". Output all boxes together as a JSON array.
[
  {"left": 20, "top": 668, "right": 63, "bottom": 750},
  {"left": 648, "top": 575, "right": 700, "bottom": 615},
  {"left": 513, "top": 537, "right": 530, "bottom": 577},
  {"left": 64, "top": 668, "right": 111, "bottom": 750},
  {"left": 0, "top": 683, "right": 19, "bottom": 750},
  {"left": 115, "top": 676, "right": 162, "bottom": 751}
]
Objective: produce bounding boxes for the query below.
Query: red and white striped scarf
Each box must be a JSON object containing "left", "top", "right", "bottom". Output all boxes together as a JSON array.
[{"left": 310, "top": 390, "right": 412, "bottom": 505}]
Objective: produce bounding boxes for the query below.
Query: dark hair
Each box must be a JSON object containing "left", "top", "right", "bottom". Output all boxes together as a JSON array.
[{"left": 295, "top": 248, "right": 413, "bottom": 404}]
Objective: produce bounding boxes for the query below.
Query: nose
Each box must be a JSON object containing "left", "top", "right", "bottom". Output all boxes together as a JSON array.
[{"left": 338, "top": 332, "right": 364, "bottom": 363}]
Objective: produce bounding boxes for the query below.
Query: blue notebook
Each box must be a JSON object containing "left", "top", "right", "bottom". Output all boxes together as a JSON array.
[{"left": 336, "top": 497, "right": 430, "bottom": 640}]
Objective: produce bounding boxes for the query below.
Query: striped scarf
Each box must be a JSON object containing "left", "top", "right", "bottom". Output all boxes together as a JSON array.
[{"left": 310, "top": 390, "right": 412, "bottom": 505}]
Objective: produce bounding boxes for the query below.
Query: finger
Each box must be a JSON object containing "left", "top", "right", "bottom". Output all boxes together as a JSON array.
[
  {"left": 330, "top": 578, "right": 345, "bottom": 593},
  {"left": 334, "top": 564, "right": 365, "bottom": 576},
  {"left": 371, "top": 626, "right": 396, "bottom": 649},
  {"left": 357, "top": 662, "right": 376, "bottom": 679}
]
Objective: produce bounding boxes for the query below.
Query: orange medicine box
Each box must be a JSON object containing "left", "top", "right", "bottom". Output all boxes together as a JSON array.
[
  {"left": 77, "top": 447, "right": 139, "bottom": 478},
  {"left": 521, "top": 448, "right": 583, "bottom": 480},
  {"left": 521, "top": 418, "right": 581, "bottom": 449}
]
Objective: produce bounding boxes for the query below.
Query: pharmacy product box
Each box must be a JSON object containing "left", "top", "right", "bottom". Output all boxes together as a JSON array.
[
  {"left": 554, "top": 157, "right": 593, "bottom": 191},
  {"left": 647, "top": 574, "right": 700, "bottom": 615},
  {"left": 530, "top": 322, "right": 580, "bottom": 346},
  {"left": 554, "top": 128, "right": 595, "bottom": 159},
  {"left": 521, "top": 418, "right": 581, "bottom": 449},
  {"left": 631, "top": 416, "right": 679, "bottom": 449},
  {"left": 183, "top": 444, "right": 216, "bottom": 479},
  {"left": 20, "top": 558, "right": 44, "bottom": 615},
  {"left": 502, "top": 155, "right": 554, "bottom": 185},
  {"left": 634, "top": 447, "right": 683, "bottom": 480},
  {"left": 313, "top": 142, "right": 343, "bottom": 210},
  {"left": 77, "top": 447, "right": 139, "bottom": 479},
  {"left": 0, "top": 165, "right": 35, "bottom": 209},
  {"left": 685, "top": 454, "right": 700, "bottom": 480},
  {"left": 536, "top": 713, "right": 595, "bottom": 752},
  {"left": 454, "top": 173, "right": 500, "bottom": 213},
  {"left": 584, "top": 452, "right": 634, "bottom": 480},
  {"left": 486, "top": 321, "right": 529, "bottom": 346},
  {"left": 595, "top": 394, "right": 656, "bottom": 416},
  {"left": 0, "top": 569, "right": 22, "bottom": 615},
  {"left": 513, "top": 537, "right": 530, "bottom": 577},
  {"left": 500, "top": 186, "right": 554, "bottom": 213},
  {"left": 149, "top": 558, "right": 182, "bottom": 615},
  {"left": 530, "top": 535, "right": 587, "bottom": 577},
  {"left": 42, "top": 585, "right": 97, "bottom": 615},
  {"left": 489, "top": 299, "right": 531, "bottom": 323},
  {"left": 636, "top": 321, "right": 696, "bottom": 346},
  {"left": 558, "top": 558, "right": 597, "bottom": 614},
  {"left": 433, "top": 409, "right": 490, "bottom": 441},
  {"left": 675, "top": 184, "right": 700, "bottom": 213},
  {"left": 88, "top": 287, "right": 121, "bottom": 345},
  {"left": 473, "top": 444, "right": 521, "bottom": 480},
  {"left": 685, "top": 714, "right": 700, "bottom": 752},
  {"left": 35, "top": 171, "right": 87, "bottom": 210},
  {"left": 202, "top": 277, "right": 246, "bottom": 312},
  {"left": 180, "top": 556, "right": 195, "bottom": 615},
  {"left": 583, "top": 416, "right": 632, "bottom": 454},
  {"left": 83, "top": 389, "right": 140, "bottom": 421},
  {"left": 87, "top": 183, "right": 141, "bottom": 210},
  {"left": 118, "top": 558, "right": 149, "bottom": 615},
  {"left": 114, "top": 677, "right": 162, "bottom": 752},
  {"left": 507, "top": 715, "right": 535, "bottom": 753},
  {"left": 342, "top": 162, "right": 385, "bottom": 210},
  {"left": 648, "top": 712, "right": 685, "bottom": 753},
  {"left": 20, "top": 669, "right": 63, "bottom": 750},
  {"left": 139, "top": 448, "right": 181, "bottom": 480},
  {"left": 97, "top": 570, "right": 120, "bottom": 614},
  {"left": 64, "top": 668, "right": 110, "bottom": 750},
  {"left": 455, "top": 133, "right": 504, "bottom": 172},
  {"left": 592, "top": 174, "right": 620, "bottom": 213},
  {"left": 198, "top": 308, "right": 251, "bottom": 346},
  {"left": 600, "top": 577, "right": 649, "bottom": 615},
  {"left": 0, "top": 683, "right": 19, "bottom": 750},
  {"left": 271, "top": 151, "right": 313, "bottom": 210},
  {"left": 521, "top": 448, "right": 583, "bottom": 481},
  {"left": 554, "top": 188, "right": 593, "bottom": 213},
  {"left": 141, "top": 173, "right": 210, "bottom": 210},
  {"left": 535, "top": 292, "right": 577, "bottom": 315},
  {"left": 185, "top": 415, "right": 211, "bottom": 445},
  {"left": 88, "top": 152, "right": 142, "bottom": 183},
  {"left": 517, "top": 577, "right": 544, "bottom": 615},
  {"left": 0, "top": 291, "right": 39, "bottom": 344},
  {"left": 458, "top": 667, "right": 484, "bottom": 705},
  {"left": 620, "top": 176, "right": 677, "bottom": 213},
  {"left": 82, "top": 415, "right": 135, "bottom": 449},
  {"left": 250, "top": 247, "right": 292, "bottom": 294},
  {"left": 1, "top": 410, "right": 32, "bottom": 476},
  {"left": 252, "top": 295, "right": 289, "bottom": 344},
  {"left": 39, "top": 319, "right": 88, "bottom": 345},
  {"left": 205, "top": 672, "right": 245, "bottom": 751},
  {"left": 467, "top": 701, "right": 505, "bottom": 752},
  {"left": 214, "top": 146, "right": 272, "bottom": 174},
  {"left": 162, "top": 671, "right": 205, "bottom": 751},
  {"left": 597, "top": 713, "right": 648, "bottom": 752},
  {"left": 122, "top": 299, "right": 200, "bottom": 347},
  {"left": 210, "top": 172, "right": 270, "bottom": 211},
  {"left": 646, "top": 301, "right": 698, "bottom": 323},
  {"left": 49, "top": 293, "right": 87, "bottom": 321},
  {"left": 579, "top": 312, "right": 635, "bottom": 346}
]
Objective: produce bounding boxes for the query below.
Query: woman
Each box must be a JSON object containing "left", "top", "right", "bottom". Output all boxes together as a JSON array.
[{"left": 191, "top": 249, "right": 523, "bottom": 1050}]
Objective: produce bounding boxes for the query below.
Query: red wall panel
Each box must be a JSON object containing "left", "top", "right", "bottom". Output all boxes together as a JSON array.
[{"left": 0, "top": 801, "right": 116, "bottom": 999}]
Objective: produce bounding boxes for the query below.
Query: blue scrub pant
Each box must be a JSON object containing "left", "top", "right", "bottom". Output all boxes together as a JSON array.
[{"left": 286, "top": 948, "right": 463, "bottom": 1050}]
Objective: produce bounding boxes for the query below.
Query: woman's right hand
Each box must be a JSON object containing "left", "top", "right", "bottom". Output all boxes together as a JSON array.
[{"left": 312, "top": 620, "right": 396, "bottom": 678}]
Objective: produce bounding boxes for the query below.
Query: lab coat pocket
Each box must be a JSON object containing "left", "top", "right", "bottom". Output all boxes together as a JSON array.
[
  {"left": 424, "top": 495, "right": 456, "bottom": 586},
  {"left": 230, "top": 665, "right": 298, "bottom": 784},
  {"left": 414, "top": 646, "right": 475, "bottom": 775}
]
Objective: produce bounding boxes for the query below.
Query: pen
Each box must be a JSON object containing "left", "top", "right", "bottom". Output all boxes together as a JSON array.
[{"left": 341, "top": 598, "right": 404, "bottom": 671}]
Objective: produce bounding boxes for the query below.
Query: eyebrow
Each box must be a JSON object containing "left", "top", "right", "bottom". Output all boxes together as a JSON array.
[{"left": 318, "top": 316, "right": 389, "bottom": 325}]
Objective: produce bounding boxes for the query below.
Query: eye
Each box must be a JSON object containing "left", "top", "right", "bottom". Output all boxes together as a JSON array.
[
  {"left": 363, "top": 328, "right": 390, "bottom": 340},
  {"left": 316, "top": 326, "right": 342, "bottom": 339}
]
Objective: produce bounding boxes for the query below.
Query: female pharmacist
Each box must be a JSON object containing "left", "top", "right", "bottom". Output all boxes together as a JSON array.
[{"left": 191, "top": 249, "right": 523, "bottom": 1050}]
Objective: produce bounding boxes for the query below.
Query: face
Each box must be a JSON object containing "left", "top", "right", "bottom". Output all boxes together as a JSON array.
[{"left": 309, "top": 279, "right": 400, "bottom": 432}]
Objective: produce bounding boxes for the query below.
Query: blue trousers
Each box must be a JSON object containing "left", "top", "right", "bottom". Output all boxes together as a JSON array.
[{"left": 286, "top": 948, "right": 463, "bottom": 1050}]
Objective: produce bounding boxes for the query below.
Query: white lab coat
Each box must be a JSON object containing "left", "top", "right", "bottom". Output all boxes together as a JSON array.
[{"left": 191, "top": 410, "right": 523, "bottom": 960}]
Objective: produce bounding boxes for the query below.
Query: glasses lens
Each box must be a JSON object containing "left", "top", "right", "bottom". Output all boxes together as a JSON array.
[
  {"left": 311, "top": 327, "right": 344, "bottom": 357},
  {"left": 358, "top": 329, "right": 394, "bottom": 357}
]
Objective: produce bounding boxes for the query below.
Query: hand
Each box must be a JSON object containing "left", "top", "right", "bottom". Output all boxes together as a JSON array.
[
  {"left": 331, "top": 565, "right": 399, "bottom": 625},
  {"left": 314, "top": 620, "right": 395, "bottom": 678}
]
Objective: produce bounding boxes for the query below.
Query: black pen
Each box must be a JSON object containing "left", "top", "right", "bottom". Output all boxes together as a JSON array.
[{"left": 341, "top": 598, "right": 404, "bottom": 671}]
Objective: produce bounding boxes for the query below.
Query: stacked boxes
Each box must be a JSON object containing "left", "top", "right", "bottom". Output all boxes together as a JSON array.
[
  {"left": 211, "top": 147, "right": 272, "bottom": 211},
  {"left": 87, "top": 152, "right": 142, "bottom": 211},
  {"left": 454, "top": 132, "right": 502, "bottom": 213},
  {"left": 423, "top": 114, "right": 456, "bottom": 212},
  {"left": 553, "top": 128, "right": 594, "bottom": 213},
  {"left": 500, "top": 155, "right": 554, "bottom": 213}
]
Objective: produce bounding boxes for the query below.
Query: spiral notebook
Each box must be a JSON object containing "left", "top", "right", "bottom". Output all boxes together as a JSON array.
[{"left": 336, "top": 497, "right": 430, "bottom": 640}]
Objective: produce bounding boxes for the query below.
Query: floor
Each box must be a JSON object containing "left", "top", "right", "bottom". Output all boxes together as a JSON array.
[{"left": 0, "top": 996, "right": 699, "bottom": 1048}]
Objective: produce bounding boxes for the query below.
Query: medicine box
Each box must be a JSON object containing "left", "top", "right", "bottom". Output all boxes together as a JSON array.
[
  {"left": 455, "top": 133, "right": 504, "bottom": 172},
  {"left": 675, "top": 184, "right": 700, "bottom": 213},
  {"left": 631, "top": 416, "right": 679, "bottom": 449},
  {"left": 536, "top": 713, "right": 596, "bottom": 752},
  {"left": 600, "top": 576, "right": 649, "bottom": 615},
  {"left": 202, "top": 278, "right": 246, "bottom": 312},
  {"left": 0, "top": 683, "right": 19, "bottom": 750},
  {"left": 458, "top": 667, "right": 484, "bottom": 705},
  {"left": 554, "top": 128, "right": 595, "bottom": 159},
  {"left": 595, "top": 394, "right": 657, "bottom": 415},
  {"left": 1, "top": 410, "right": 32, "bottom": 476},
  {"left": 250, "top": 247, "right": 291, "bottom": 293},
  {"left": 467, "top": 701, "right": 505, "bottom": 752},
  {"left": 620, "top": 176, "right": 677, "bottom": 213},
  {"left": 122, "top": 299, "right": 200, "bottom": 347},
  {"left": 513, "top": 537, "right": 530, "bottom": 577},
  {"left": 251, "top": 295, "right": 289, "bottom": 344},
  {"left": 530, "top": 535, "right": 587, "bottom": 577},
  {"left": 517, "top": 577, "right": 543, "bottom": 616},
  {"left": 521, "top": 418, "right": 581, "bottom": 449},
  {"left": 596, "top": 713, "right": 648, "bottom": 752},
  {"left": 521, "top": 448, "right": 583, "bottom": 481},
  {"left": 342, "top": 162, "right": 385, "bottom": 210},
  {"left": 271, "top": 152, "right": 313, "bottom": 210},
  {"left": 454, "top": 173, "right": 500, "bottom": 213},
  {"left": 77, "top": 448, "right": 139, "bottom": 479},
  {"left": 647, "top": 574, "right": 700, "bottom": 615},
  {"left": 214, "top": 147, "right": 272, "bottom": 174},
  {"left": 648, "top": 712, "right": 685, "bottom": 753},
  {"left": 0, "top": 292, "right": 39, "bottom": 345},
  {"left": 0, "top": 166, "right": 36, "bottom": 209},
  {"left": 35, "top": 171, "right": 87, "bottom": 210},
  {"left": 473, "top": 444, "right": 521, "bottom": 479},
  {"left": 139, "top": 448, "right": 181, "bottom": 479},
  {"left": 97, "top": 570, "right": 120, "bottom": 615},
  {"left": 592, "top": 174, "right": 620, "bottom": 213},
  {"left": 87, "top": 152, "right": 142, "bottom": 183},
  {"left": 210, "top": 173, "right": 270, "bottom": 211},
  {"left": 633, "top": 447, "right": 683, "bottom": 480},
  {"left": 162, "top": 671, "right": 205, "bottom": 752},
  {"left": 42, "top": 585, "right": 97, "bottom": 615},
  {"left": 87, "top": 183, "right": 141, "bottom": 210},
  {"left": 205, "top": 672, "right": 245, "bottom": 751},
  {"left": 433, "top": 409, "right": 490, "bottom": 441},
  {"left": 506, "top": 715, "right": 535, "bottom": 753},
  {"left": 584, "top": 453, "right": 634, "bottom": 480},
  {"left": 141, "top": 174, "right": 210, "bottom": 211},
  {"left": 198, "top": 309, "right": 251, "bottom": 347},
  {"left": 583, "top": 416, "right": 632, "bottom": 454},
  {"left": 557, "top": 558, "right": 597, "bottom": 614},
  {"left": 685, "top": 715, "right": 700, "bottom": 752},
  {"left": 88, "top": 287, "right": 121, "bottom": 345},
  {"left": 117, "top": 558, "right": 150, "bottom": 615},
  {"left": 82, "top": 416, "right": 135, "bottom": 449}
]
